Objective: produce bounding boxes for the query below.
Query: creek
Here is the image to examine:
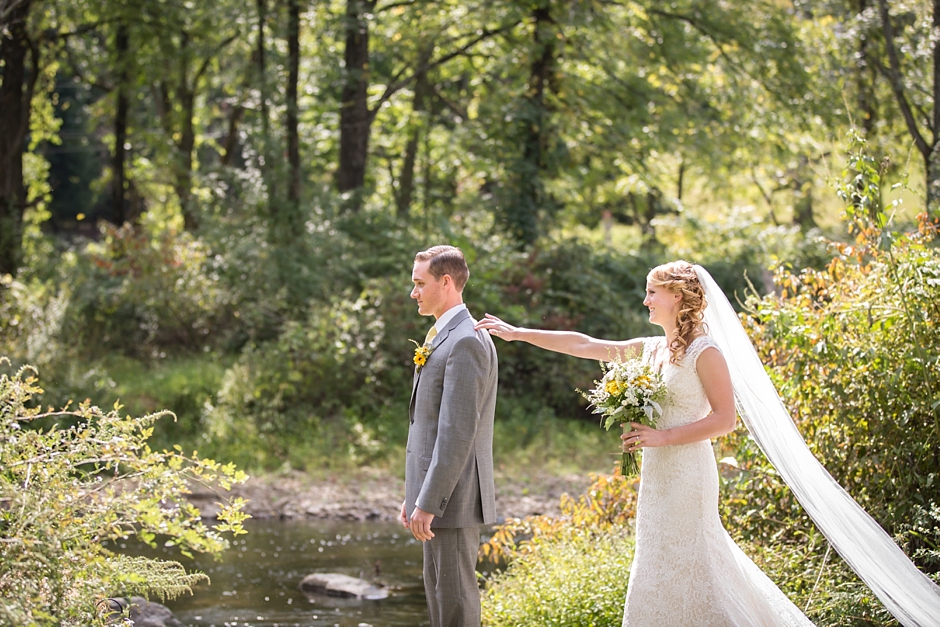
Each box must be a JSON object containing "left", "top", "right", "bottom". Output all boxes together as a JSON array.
[{"left": 126, "top": 519, "right": 483, "bottom": 627}]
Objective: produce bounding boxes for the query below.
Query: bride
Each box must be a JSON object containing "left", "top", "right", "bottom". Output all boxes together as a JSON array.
[{"left": 476, "top": 260, "right": 813, "bottom": 625}]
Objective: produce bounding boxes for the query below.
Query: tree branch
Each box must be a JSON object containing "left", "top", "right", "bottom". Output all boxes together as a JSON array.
[
  {"left": 647, "top": 8, "right": 741, "bottom": 77},
  {"left": 430, "top": 82, "right": 468, "bottom": 120},
  {"left": 370, "top": 19, "right": 521, "bottom": 118},
  {"left": 0, "top": 0, "right": 29, "bottom": 26},
  {"left": 19, "top": 32, "right": 40, "bottom": 148},
  {"left": 45, "top": 18, "right": 123, "bottom": 42},
  {"left": 62, "top": 43, "right": 113, "bottom": 93},
  {"left": 876, "top": 0, "right": 930, "bottom": 157},
  {"left": 193, "top": 32, "right": 239, "bottom": 85},
  {"left": 934, "top": 0, "right": 940, "bottom": 142}
]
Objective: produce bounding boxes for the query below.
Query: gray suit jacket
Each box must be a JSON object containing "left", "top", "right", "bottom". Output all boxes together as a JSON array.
[{"left": 405, "top": 308, "right": 498, "bottom": 528}]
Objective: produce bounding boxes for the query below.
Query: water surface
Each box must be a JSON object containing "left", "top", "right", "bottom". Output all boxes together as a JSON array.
[{"left": 136, "top": 519, "right": 434, "bottom": 627}]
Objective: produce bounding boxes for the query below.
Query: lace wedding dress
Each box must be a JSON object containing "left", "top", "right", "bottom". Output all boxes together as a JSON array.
[{"left": 622, "top": 335, "right": 814, "bottom": 627}]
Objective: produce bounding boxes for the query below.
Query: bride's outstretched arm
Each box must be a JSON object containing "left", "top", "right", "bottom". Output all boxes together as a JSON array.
[
  {"left": 624, "top": 347, "right": 737, "bottom": 450},
  {"left": 474, "top": 314, "right": 643, "bottom": 362}
]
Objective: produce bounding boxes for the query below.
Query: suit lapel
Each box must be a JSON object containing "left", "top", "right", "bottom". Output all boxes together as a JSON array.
[{"left": 409, "top": 309, "right": 472, "bottom": 416}]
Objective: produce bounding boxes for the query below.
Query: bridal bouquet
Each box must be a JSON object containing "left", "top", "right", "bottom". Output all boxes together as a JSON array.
[{"left": 580, "top": 358, "right": 666, "bottom": 477}]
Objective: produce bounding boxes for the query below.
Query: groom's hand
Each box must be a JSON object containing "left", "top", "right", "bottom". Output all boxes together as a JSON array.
[
  {"left": 410, "top": 507, "right": 436, "bottom": 542},
  {"left": 400, "top": 501, "right": 410, "bottom": 530}
]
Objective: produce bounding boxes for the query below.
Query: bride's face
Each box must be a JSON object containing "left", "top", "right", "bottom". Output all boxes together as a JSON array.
[{"left": 643, "top": 281, "right": 681, "bottom": 327}]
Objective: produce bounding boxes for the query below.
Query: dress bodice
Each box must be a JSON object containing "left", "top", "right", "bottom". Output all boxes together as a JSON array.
[{"left": 641, "top": 335, "right": 720, "bottom": 429}]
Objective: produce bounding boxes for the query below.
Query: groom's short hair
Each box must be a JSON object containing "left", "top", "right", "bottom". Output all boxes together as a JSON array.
[{"left": 415, "top": 245, "right": 469, "bottom": 291}]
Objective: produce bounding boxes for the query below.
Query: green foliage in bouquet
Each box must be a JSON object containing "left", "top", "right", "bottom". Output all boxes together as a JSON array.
[
  {"left": 0, "top": 361, "right": 249, "bottom": 626},
  {"left": 580, "top": 359, "right": 666, "bottom": 476}
]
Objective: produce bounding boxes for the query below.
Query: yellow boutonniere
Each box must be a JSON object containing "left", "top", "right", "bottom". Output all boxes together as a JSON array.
[{"left": 411, "top": 339, "right": 433, "bottom": 370}]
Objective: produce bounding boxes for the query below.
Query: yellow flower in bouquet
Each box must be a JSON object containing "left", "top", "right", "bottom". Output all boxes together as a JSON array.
[{"left": 580, "top": 358, "right": 666, "bottom": 477}]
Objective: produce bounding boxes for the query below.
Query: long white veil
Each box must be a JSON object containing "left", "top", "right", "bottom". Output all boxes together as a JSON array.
[{"left": 694, "top": 265, "right": 940, "bottom": 627}]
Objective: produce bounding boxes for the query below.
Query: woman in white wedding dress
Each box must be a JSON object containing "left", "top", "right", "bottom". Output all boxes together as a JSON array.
[{"left": 475, "top": 260, "right": 813, "bottom": 626}]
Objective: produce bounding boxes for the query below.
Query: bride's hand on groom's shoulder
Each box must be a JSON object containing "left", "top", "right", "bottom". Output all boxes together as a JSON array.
[{"left": 475, "top": 314, "right": 519, "bottom": 341}]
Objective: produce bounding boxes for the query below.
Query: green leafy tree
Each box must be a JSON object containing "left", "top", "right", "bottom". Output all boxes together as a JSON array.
[
  {"left": 0, "top": 0, "right": 63, "bottom": 277},
  {"left": 0, "top": 361, "right": 249, "bottom": 626},
  {"left": 333, "top": 0, "right": 523, "bottom": 210},
  {"left": 864, "top": 0, "right": 940, "bottom": 217},
  {"left": 817, "top": 0, "right": 940, "bottom": 219}
]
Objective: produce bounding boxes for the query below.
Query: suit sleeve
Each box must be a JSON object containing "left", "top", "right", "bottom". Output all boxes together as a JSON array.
[{"left": 415, "top": 333, "right": 489, "bottom": 516}]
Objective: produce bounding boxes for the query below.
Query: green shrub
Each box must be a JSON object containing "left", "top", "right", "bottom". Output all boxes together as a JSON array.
[
  {"left": 481, "top": 527, "right": 632, "bottom": 627},
  {"left": 60, "top": 223, "right": 233, "bottom": 359},
  {"left": 470, "top": 239, "right": 658, "bottom": 420},
  {"left": 202, "top": 282, "right": 415, "bottom": 471},
  {"left": 481, "top": 474, "right": 638, "bottom": 627},
  {"left": 90, "top": 355, "right": 229, "bottom": 451},
  {"left": 655, "top": 205, "right": 832, "bottom": 296},
  {"left": 719, "top": 136, "right": 940, "bottom": 625},
  {"left": 1, "top": 199, "right": 840, "bottom": 477},
  {"left": 0, "top": 361, "right": 248, "bottom": 626}
]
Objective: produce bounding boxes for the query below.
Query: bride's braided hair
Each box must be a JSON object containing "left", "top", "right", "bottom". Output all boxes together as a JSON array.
[{"left": 648, "top": 260, "right": 707, "bottom": 364}]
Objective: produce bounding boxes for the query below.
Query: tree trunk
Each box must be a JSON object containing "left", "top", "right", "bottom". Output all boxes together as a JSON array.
[
  {"left": 792, "top": 181, "right": 816, "bottom": 229},
  {"left": 929, "top": 0, "right": 940, "bottom": 216},
  {"left": 336, "top": 0, "right": 376, "bottom": 208},
  {"left": 877, "top": 0, "right": 939, "bottom": 217},
  {"left": 176, "top": 86, "right": 197, "bottom": 230},
  {"left": 677, "top": 158, "right": 685, "bottom": 201},
  {"left": 286, "top": 0, "right": 301, "bottom": 206},
  {"left": 396, "top": 48, "right": 431, "bottom": 218},
  {"left": 220, "top": 104, "right": 244, "bottom": 167},
  {"left": 111, "top": 21, "right": 130, "bottom": 225},
  {"left": 792, "top": 156, "right": 816, "bottom": 229},
  {"left": 641, "top": 189, "right": 660, "bottom": 244},
  {"left": 255, "top": 0, "right": 276, "bottom": 211},
  {"left": 856, "top": 0, "right": 876, "bottom": 135},
  {"left": 154, "top": 33, "right": 201, "bottom": 231},
  {"left": 512, "top": 4, "right": 556, "bottom": 245},
  {"left": 0, "top": 0, "right": 35, "bottom": 277}
]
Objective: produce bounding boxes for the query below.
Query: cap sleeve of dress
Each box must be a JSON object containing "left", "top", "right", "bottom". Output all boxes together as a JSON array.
[{"left": 686, "top": 335, "right": 721, "bottom": 374}]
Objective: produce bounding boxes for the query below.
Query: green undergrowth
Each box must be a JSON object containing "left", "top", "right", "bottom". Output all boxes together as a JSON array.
[
  {"left": 482, "top": 527, "right": 633, "bottom": 627},
  {"left": 36, "top": 352, "right": 613, "bottom": 479}
]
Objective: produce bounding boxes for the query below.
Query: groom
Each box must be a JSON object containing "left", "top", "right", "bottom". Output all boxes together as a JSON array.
[{"left": 401, "top": 245, "right": 498, "bottom": 627}]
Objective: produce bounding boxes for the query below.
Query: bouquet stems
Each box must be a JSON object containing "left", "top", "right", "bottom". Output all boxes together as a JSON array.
[{"left": 620, "top": 422, "right": 640, "bottom": 477}]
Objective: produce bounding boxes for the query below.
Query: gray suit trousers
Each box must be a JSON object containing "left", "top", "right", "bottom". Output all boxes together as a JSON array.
[{"left": 423, "top": 526, "right": 481, "bottom": 627}]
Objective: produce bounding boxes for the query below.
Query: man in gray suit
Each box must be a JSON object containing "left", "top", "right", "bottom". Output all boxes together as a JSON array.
[{"left": 400, "top": 245, "right": 498, "bottom": 627}]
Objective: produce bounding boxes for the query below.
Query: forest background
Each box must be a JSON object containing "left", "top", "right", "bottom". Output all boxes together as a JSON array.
[{"left": 1, "top": 0, "right": 940, "bottom": 625}]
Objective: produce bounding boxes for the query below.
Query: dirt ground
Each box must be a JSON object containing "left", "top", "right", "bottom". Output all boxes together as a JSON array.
[{"left": 187, "top": 468, "right": 594, "bottom": 524}]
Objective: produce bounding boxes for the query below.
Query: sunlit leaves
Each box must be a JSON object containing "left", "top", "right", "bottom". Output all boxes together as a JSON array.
[
  {"left": 480, "top": 473, "right": 636, "bottom": 626},
  {"left": 718, "top": 143, "right": 940, "bottom": 623},
  {"left": 0, "top": 361, "right": 249, "bottom": 626}
]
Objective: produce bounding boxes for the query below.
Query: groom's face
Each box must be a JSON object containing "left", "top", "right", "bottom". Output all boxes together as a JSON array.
[{"left": 411, "top": 260, "right": 446, "bottom": 318}]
